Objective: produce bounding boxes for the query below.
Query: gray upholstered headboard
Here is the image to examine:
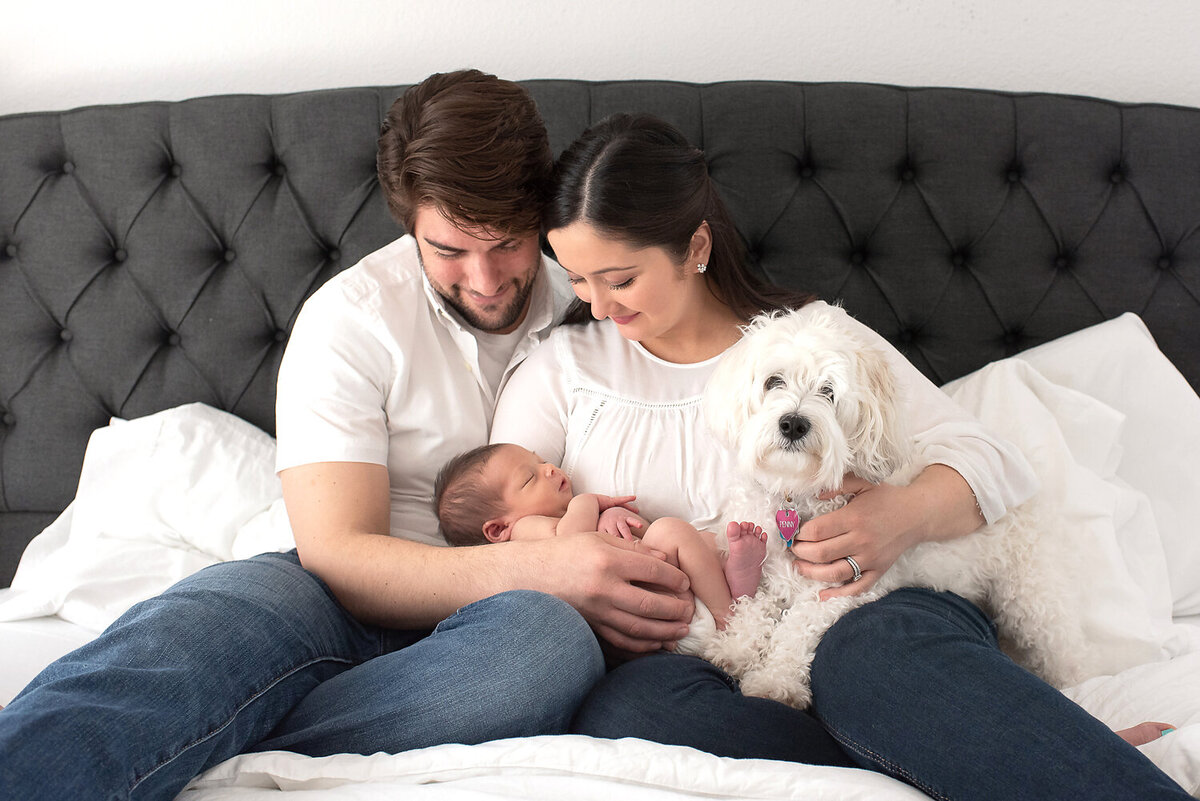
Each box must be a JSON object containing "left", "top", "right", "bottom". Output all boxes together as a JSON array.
[{"left": 2, "top": 80, "right": 1198, "bottom": 586}]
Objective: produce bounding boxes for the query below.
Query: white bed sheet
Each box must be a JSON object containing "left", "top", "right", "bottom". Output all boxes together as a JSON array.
[
  {"left": 0, "top": 616, "right": 93, "bottom": 706},
  {"left": 2, "top": 313, "right": 1199, "bottom": 799}
]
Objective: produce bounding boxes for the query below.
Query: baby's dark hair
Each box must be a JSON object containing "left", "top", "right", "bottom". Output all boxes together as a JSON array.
[{"left": 433, "top": 443, "right": 508, "bottom": 546}]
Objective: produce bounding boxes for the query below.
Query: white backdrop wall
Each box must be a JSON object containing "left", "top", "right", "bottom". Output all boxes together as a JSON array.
[{"left": 4, "top": 0, "right": 1200, "bottom": 116}]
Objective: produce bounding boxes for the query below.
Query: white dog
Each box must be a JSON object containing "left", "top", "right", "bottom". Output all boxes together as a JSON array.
[{"left": 679, "top": 303, "right": 1089, "bottom": 709}]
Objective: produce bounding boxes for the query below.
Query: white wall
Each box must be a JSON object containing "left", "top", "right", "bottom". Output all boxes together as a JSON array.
[{"left": 4, "top": 0, "right": 1199, "bottom": 116}]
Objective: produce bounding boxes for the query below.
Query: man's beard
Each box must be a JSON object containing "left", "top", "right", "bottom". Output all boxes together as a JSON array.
[
  {"left": 418, "top": 248, "right": 539, "bottom": 333},
  {"left": 443, "top": 273, "right": 537, "bottom": 333}
]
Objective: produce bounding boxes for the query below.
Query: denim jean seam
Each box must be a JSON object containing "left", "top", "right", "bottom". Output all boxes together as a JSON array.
[
  {"left": 819, "top": 718, "right": 952, "bottom": 801},
  {"left": 127, "top": 653, "right": 356, "bottom": 794}
]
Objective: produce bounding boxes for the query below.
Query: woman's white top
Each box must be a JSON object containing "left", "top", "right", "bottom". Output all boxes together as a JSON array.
[{"left": 490, "top": 301, "right": 1038, "bottom": 532}]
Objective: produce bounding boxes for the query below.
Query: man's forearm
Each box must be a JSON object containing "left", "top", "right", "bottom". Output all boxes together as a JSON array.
[{"left": 298, "top": 531, "right": 543, "bottom": 629}]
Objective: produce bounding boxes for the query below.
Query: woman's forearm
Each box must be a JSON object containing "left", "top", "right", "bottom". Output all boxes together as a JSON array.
[{"left": 900, "top": 463, "right": 987, "bottom": 546}]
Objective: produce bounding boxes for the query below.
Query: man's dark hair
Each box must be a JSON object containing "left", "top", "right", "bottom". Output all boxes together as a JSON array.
[{"left": 378, "top": 69, "right": 553, "bottom": 238}]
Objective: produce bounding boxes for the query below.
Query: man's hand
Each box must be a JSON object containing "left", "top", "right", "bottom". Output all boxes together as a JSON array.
[{"left": 526, "top": 531, "right": 693, "bottom": 654}]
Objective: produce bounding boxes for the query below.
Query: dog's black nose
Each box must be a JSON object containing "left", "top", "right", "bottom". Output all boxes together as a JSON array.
[{"left": 778, "top": 413, "right": 811, "bottom": 442}]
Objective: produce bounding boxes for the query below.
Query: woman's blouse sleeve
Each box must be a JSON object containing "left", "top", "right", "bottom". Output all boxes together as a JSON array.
[
  {"left": 491, "top": 333, "right": 570, "bottom": 467},
  {"left": 850, "top": 314, "right": 1040, "bottom": 524}
]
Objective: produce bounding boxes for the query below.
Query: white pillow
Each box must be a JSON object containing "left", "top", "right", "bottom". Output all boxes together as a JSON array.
[
  {"left": 945, "top": 358, "right": 1173, "bottom": 675},
  {"left": 1013, "top": 314, "right": 1200, "bottom": 617},
  {"left": 0, "top": 403, "right": 292, "bottom": 631}
]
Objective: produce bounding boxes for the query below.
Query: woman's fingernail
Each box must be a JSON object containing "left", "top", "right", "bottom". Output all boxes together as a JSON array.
[{"left": 1160, "top": 728, "right": 1176, "bottom": 737}]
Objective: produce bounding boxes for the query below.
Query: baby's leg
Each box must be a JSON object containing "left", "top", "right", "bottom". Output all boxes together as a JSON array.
[
  {"left": 642, "top": 518, "right": 737, "bottom": 629},
  {"left": 724, "top": 521, "right": 767, "bottom": 599}
]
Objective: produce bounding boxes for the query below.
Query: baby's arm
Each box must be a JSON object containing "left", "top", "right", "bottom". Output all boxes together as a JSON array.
[
  {"left": 556, "top": 494, "right": 602, "bottom": 536},
  {"left": 558, "top": 494, "right": 641, "bottom": 538}
]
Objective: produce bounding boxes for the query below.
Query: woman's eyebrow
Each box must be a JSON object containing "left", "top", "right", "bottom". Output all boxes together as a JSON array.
[{"left": 572, "top": 265, "right": 636, "bottom": 277}]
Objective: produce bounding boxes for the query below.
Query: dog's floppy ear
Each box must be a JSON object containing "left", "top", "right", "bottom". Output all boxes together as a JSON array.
[{"left": 847, "top": 345, "right": 908, "bottom": 482}]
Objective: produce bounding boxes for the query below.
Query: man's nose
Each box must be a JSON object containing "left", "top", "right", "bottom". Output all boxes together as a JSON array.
[{"left": 465, "top": 254, "right": 504, "bottom": 295}]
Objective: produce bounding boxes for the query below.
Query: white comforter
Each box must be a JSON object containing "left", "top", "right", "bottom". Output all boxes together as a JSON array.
[{"left": 2, "top": 313, "right": 1199, "bottom": 799}]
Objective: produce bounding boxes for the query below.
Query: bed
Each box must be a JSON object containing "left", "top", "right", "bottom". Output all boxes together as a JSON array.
[{"left": 1, "top": 79, "right": 1198, "bottom": 798}]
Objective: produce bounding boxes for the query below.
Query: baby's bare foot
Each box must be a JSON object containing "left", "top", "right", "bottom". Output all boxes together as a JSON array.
[{"left": 725, "top": 521, "right": 767, "bottom": 598}]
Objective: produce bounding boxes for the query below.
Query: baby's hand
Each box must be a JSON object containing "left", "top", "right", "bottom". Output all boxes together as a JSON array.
[
  {"left": 597, "top": 505, "right": 646, "bottom": 540},
  {"left": 593, "top": 494, "right": 639, "bottom": 513}
]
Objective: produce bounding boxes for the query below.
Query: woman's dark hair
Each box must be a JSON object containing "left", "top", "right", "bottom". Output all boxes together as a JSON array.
[{"left": 544, "top": 113, "right": 812, "bottom": 323}]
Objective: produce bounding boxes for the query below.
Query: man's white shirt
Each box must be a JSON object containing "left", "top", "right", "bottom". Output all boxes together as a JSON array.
[{"left": 275, "top": 235, "right": 572, "bottom": 546}]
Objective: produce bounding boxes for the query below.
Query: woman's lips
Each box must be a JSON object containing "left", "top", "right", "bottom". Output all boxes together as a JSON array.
[{"left": 611, "top": 313, "right": 638, "bottom": 325}]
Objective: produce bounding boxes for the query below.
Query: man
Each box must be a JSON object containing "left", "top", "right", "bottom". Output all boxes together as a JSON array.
[{"left": 0, "top": 70, "right": 691, "bottom": 800}]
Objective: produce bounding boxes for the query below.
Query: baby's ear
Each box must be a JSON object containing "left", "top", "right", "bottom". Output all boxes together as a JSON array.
[{"left": 482, "top": 518, "right": 513, "bottom": 543}]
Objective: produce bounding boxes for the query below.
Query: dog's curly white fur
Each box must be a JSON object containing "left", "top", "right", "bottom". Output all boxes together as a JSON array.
[{"left": 680, "top": 304, "right": 1090, "bottom": 709}]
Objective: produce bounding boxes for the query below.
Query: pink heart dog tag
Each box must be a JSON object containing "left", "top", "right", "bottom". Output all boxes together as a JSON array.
[{"left": 776, "top": 509, "right": 799, "bottom": 545}]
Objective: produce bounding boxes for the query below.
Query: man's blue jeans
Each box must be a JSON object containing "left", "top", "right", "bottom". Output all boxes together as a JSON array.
[
  {"left": 0, "top": 551, "right": 604, "bottom": 800},
  {"left": 572, "top": 588, "right": 1190, "bottom": 800}
]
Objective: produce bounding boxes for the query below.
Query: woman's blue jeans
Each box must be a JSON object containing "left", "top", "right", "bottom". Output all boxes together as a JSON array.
[
  {"left": 0, "top": 551, "right": 604, "bottom": 800},
  {"left": 572, "top": 588, "right": 1190, "bottom": 800}
]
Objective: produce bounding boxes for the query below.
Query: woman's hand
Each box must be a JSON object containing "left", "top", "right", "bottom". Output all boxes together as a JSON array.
[
  {"left": 789, "top": 477, "right": 914, "bottom": 598},
  {"left": 790, "top": 465, "right": 985, "bottom": 600}
]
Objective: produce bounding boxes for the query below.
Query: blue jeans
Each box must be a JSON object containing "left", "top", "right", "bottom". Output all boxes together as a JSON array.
[
  {"left": 0, "top": 551, "right": 604, "bottom": 800},
  {"left": 573, "top": 589, "right": 1190, "bottom": 800}
]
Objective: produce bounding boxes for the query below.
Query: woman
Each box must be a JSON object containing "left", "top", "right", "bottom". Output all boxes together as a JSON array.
[{"left": 490, "top": 113, "right": 1186, "bottom": 799}]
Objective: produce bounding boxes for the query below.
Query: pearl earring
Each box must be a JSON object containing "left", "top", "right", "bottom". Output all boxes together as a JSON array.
[{"left": 697, "top": 263, "right": 707, "bottom": 274}]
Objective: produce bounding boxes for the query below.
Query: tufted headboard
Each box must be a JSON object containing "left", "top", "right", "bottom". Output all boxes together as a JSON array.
[{"left": 1, "top": 80, "right": 1198, "bottom": 586}]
